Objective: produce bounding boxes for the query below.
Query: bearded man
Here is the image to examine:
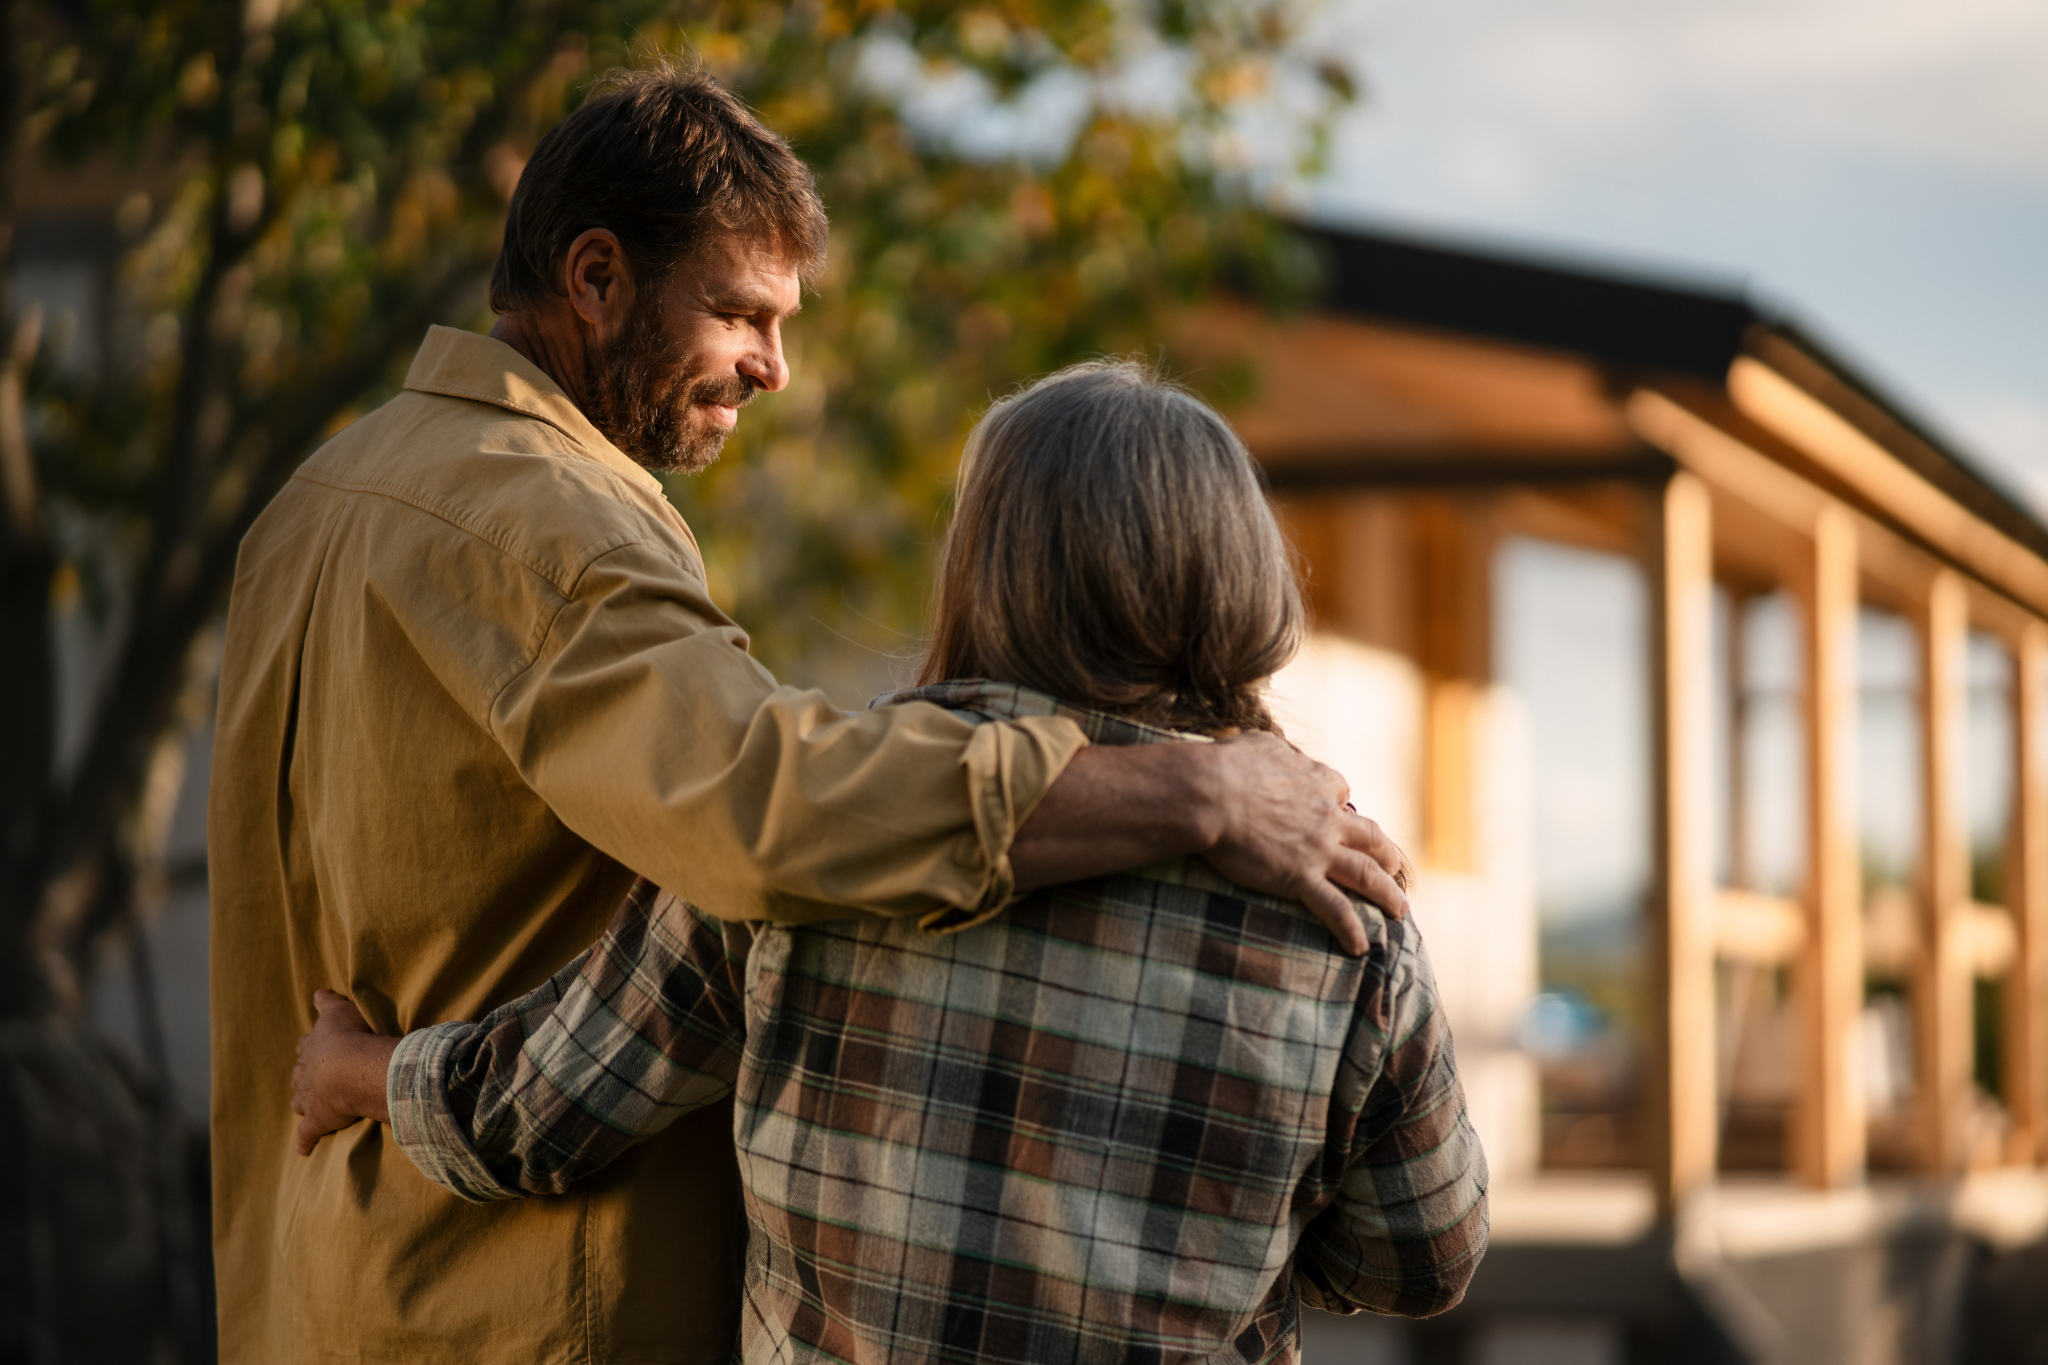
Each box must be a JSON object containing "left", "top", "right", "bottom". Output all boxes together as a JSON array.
[{"left": 208, "top": 64, "right": 1410, "bottom": 1365}]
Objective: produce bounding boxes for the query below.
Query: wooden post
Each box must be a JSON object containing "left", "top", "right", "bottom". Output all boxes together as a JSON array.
[
  {"left": 1794, "top": 504, "right": 1865, "bottom": 1186},
  {"left": 1652, "top": 474, "right": 1719, "bottom": 1207},
  {"left": 1727, "top": 588, "right": 1752, "bottom": 893},
  {"left": 2010, "top": 623, "right": 2048, "bottom": 1161},
  {"left": 1918, "top": 570, "right": 1974, "bottom": 1170},
  {"left": 1412, "top": 497, "right": 1492, "bottom": 873}
]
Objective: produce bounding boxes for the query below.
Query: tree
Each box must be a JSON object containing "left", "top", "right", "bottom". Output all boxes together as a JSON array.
[{"left": 1, "top": 1, "right": 1348, "bottom": 1355}]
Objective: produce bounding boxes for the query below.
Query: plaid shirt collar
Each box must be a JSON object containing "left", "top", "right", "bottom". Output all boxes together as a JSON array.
[{"left": 873, "top": 679, "right": 1215, "bottom": 750}]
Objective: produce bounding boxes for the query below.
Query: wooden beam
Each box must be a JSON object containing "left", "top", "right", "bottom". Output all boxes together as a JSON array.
[
  {"left": 1627, "top": 389, "right": 1827, "bottom": 535},
  {"left": 1272, "top": 493, "right": 1418, "bottom": 657},
  {"left": 1652, "top": 473, "right": 1719, "bottom": 1207},
  {"left": 1714, "top": 890, "right": 1806, "bottom": 965},
  {"left": 1919, "top": 570, "right": 1975, "bottom": 1171},
  {"left": 1630, "top": 383, "right": 2040, "bottom": 630},
  {"left": 1727, "top": 588, "right": 1754, "bottom": 893},
  {"left": 1260, "top": 451, "right": 1673, "bottom": 493},
  {"left": 1273, "top": 497, "right": 1341, "bottom": 630},
  {"left": 1634, "top": 387, "right": 1873, "bottom": 1185},
  {"left": 1412, "top": 498, "right": 1492, "bottom": 873},
  {"left": 1857, "top": 514, "right": 1940, "bottom": 616},
  {"left": 1796, "top": 503, "right": 1866, "bottom": 1186},
  {"left": 2010, "top": 624, "right": 2048, "bottom": 1161},
  {"left": 1494, "top": 487, "right": 1643, "bottom": 559},
  {"left": 1964, "top": 578, "right": 2037, "bottom": 644},
  {"left": 1967, "top": 903, "right": 2019, "bottom": 978},
  {"left": 1731, "top": 360, "right": 2048, "bottom": 620}
]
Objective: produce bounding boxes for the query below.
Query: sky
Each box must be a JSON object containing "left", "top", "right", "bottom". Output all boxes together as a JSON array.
[{"left": 1302, "top": 0, "right": 2048, "bottom": 509}]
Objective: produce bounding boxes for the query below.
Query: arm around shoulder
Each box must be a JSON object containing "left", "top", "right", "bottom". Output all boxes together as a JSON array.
[{"left": 491, "top": 535, "right": 1090, "bottom": 926}]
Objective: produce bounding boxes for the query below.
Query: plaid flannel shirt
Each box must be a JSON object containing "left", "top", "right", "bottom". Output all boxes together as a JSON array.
[{"left": 388, "top": 681, "right": 1489, "bottom": 1364}]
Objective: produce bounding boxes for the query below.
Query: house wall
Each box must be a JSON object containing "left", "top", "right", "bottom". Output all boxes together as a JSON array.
[{"left": 1270, "top": 632, "right": 1542, "bottom": 1180}]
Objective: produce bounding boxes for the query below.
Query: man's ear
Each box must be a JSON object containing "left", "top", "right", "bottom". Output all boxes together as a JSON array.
[{"left": 562, "top": 228, "right": 632, "bottom": 331}]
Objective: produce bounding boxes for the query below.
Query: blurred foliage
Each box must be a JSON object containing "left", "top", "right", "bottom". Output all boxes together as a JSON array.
[
  {"left": 647, "top": 2, "right": 1349, "bottom": 695},
  {"left": 16, "top": 0, "right": 1349, "bottom": 710}
]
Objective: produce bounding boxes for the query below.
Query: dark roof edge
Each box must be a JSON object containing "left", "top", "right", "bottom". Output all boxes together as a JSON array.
[
  {"left": 1301, "top": 222, "right": 1756, "bottom": 382},
  {"left": 1300, "top": 221, "right": 2048, "bottom": 563}
]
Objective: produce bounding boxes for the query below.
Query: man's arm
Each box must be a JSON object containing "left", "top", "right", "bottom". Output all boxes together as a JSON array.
[
  {"left": 292, "top": 882, "right": 746, "bottom": 1200},
  {"left": 1293, "top": 922, "right": 1489, "bottom": 1317},
  {"left": 496, "top": 539, "right": 1406, "bottom": 953}
]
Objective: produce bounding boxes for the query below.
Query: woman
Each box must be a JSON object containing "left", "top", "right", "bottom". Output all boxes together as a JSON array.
[{"left": 293, "top": 361, "right": 1487, "bottom": 1362}]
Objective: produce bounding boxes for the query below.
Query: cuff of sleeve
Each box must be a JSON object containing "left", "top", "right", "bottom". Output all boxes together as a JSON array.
[
  {"left": 387, "top": 1023, "right": 525, "bottom": 1204},
  {"left": 918, "top": 714, "right": 1088, "bottom": 934}
]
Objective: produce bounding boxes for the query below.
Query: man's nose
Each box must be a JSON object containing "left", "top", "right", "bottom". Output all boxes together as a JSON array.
[{"left": 739, "top": 329, "right": 789, "bottom": 393}]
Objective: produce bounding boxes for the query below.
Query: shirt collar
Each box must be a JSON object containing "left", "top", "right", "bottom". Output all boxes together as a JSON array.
[
  {"left": 873, "top": 680, "right": 1211, "bottom": 749},
  {"left": 402, "top": 325, "right": 663, "bottom": 494}
]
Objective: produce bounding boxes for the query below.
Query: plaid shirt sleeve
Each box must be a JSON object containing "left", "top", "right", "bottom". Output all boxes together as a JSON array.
[
  {"left": 1293, "top": 913, "right": 1490, "bottom": 1318},
  {"left": 386, "top": 879, "right": 749, "bottom": 1202}
]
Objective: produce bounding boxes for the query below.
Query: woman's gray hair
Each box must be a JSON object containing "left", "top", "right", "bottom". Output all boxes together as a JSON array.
[{"left": 918, "top": 359, "right": 1303, "bottom": 735}]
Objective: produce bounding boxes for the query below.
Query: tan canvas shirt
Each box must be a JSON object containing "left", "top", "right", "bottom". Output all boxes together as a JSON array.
[{"left": 208, "top": 327, "right": 1086, "bottom": 1364}]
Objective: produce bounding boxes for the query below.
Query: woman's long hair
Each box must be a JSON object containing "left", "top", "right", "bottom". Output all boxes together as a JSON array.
[{"left": 916, "top": 360, "right": 1303, "bottom": 736}]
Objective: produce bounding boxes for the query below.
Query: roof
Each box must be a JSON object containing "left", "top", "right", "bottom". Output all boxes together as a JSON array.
[{"left": 1257, "top": 223, "right": 2048, "bottom": 568}]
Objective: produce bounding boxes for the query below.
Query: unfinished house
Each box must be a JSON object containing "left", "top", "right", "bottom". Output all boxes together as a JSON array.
[{"left": 1191, "top": 228, "right": 2048, "bottom": 1364}]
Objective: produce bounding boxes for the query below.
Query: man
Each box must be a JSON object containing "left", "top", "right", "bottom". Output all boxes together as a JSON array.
[{"left": 209, "top": 64, "right": 1407, "bottom": 1365}]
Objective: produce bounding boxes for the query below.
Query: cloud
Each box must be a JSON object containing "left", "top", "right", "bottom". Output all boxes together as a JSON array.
[
  {"left": 1676, "top": 0, "right": 2048, "bottom": 176},
  {"left": 1952, "top": 393, "right": 2048, "bottom": 512},
  {"left": 1314, "top": 0, "right": 2048, "bottom": 201},
  {"left": 854, "top": 33, "right": 1095, "bottom": 167}
]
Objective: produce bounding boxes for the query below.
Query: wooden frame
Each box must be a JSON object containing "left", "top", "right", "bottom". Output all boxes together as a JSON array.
[
  {"left": 2015, "top": 626, "right": 2048, "bottom": 1160},
  {"left": 1259, "top": 338, "right": 2048, "bottom": 1204},
  {"left": 1731, "top": 359, "right": 2048, "bottom": 617},
  {"left": 1917, "top": 571, "right": 1974, "bottom": 1170},
  {"left": 1651, "top": 472, "right": 1720, "bottom": 1208},
  {"left": 1796, "top": 504, "right": 1866, "bottom": 1186}
]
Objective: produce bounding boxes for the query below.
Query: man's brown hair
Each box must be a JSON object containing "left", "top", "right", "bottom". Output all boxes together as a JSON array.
[
  {"left": 489, "top": 61, "right": 828, "bottom": 313},
  {"left": 918, "top": 361, "right": 1303, "bottom": 736}
]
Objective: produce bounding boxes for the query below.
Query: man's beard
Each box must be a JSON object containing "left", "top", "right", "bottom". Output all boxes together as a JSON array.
[{"left": 581, "top": 297, "right": 753, "bottom": 475}]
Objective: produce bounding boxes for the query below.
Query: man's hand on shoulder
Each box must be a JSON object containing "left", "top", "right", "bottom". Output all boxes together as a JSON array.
[
  {"left": 1192, "top": 731, "right": 1411, "bottom": 954},
  {"left": 1011, "top": 734, "right": 1412, "bottom": 957}
]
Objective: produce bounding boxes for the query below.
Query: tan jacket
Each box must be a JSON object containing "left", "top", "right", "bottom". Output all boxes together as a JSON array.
[{"left": 208, "top": 327, "right": 1086, "bottom": 1364}]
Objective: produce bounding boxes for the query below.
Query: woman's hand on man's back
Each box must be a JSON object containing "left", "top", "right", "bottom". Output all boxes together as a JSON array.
[{"left": 291, "top": 989, "right": 401, "bottom": 1156}]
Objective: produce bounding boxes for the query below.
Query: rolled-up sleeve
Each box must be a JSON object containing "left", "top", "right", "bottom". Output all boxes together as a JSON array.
[
  {"left": 388, "top": 884, "right": 749, "bottom": 1201},
  {"left": 388, "top": 1022, "right": 524, "bottom": 1203},
  {"left": 488, "top": 537, "right": 1087, "bottom": 927}
]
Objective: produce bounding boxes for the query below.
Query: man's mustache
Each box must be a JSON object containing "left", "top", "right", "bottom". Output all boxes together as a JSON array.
[{"left": 685, "top": 375, "right": 756, "bottom": 409}]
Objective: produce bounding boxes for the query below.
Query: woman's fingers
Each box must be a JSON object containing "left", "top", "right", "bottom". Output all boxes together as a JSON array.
[
  {"left": 311, "top": 988, "right": 370, "bottom": 1030},
  {"left": 295, "top": 989, "right": 367, "bottom": 1155}
]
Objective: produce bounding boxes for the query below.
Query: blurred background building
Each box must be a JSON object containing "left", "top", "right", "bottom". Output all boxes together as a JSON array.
[
  {"left": 1218, "top": 226, "right": 2048, "bottom": 1363},
  {"left": 8, "top": 1, "right": 2046, "bottom": 1362}
]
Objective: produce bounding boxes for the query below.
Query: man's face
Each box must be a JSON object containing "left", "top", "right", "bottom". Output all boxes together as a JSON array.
[{"left": 582, "top": 234, "right": 802, "bottom": 474}]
